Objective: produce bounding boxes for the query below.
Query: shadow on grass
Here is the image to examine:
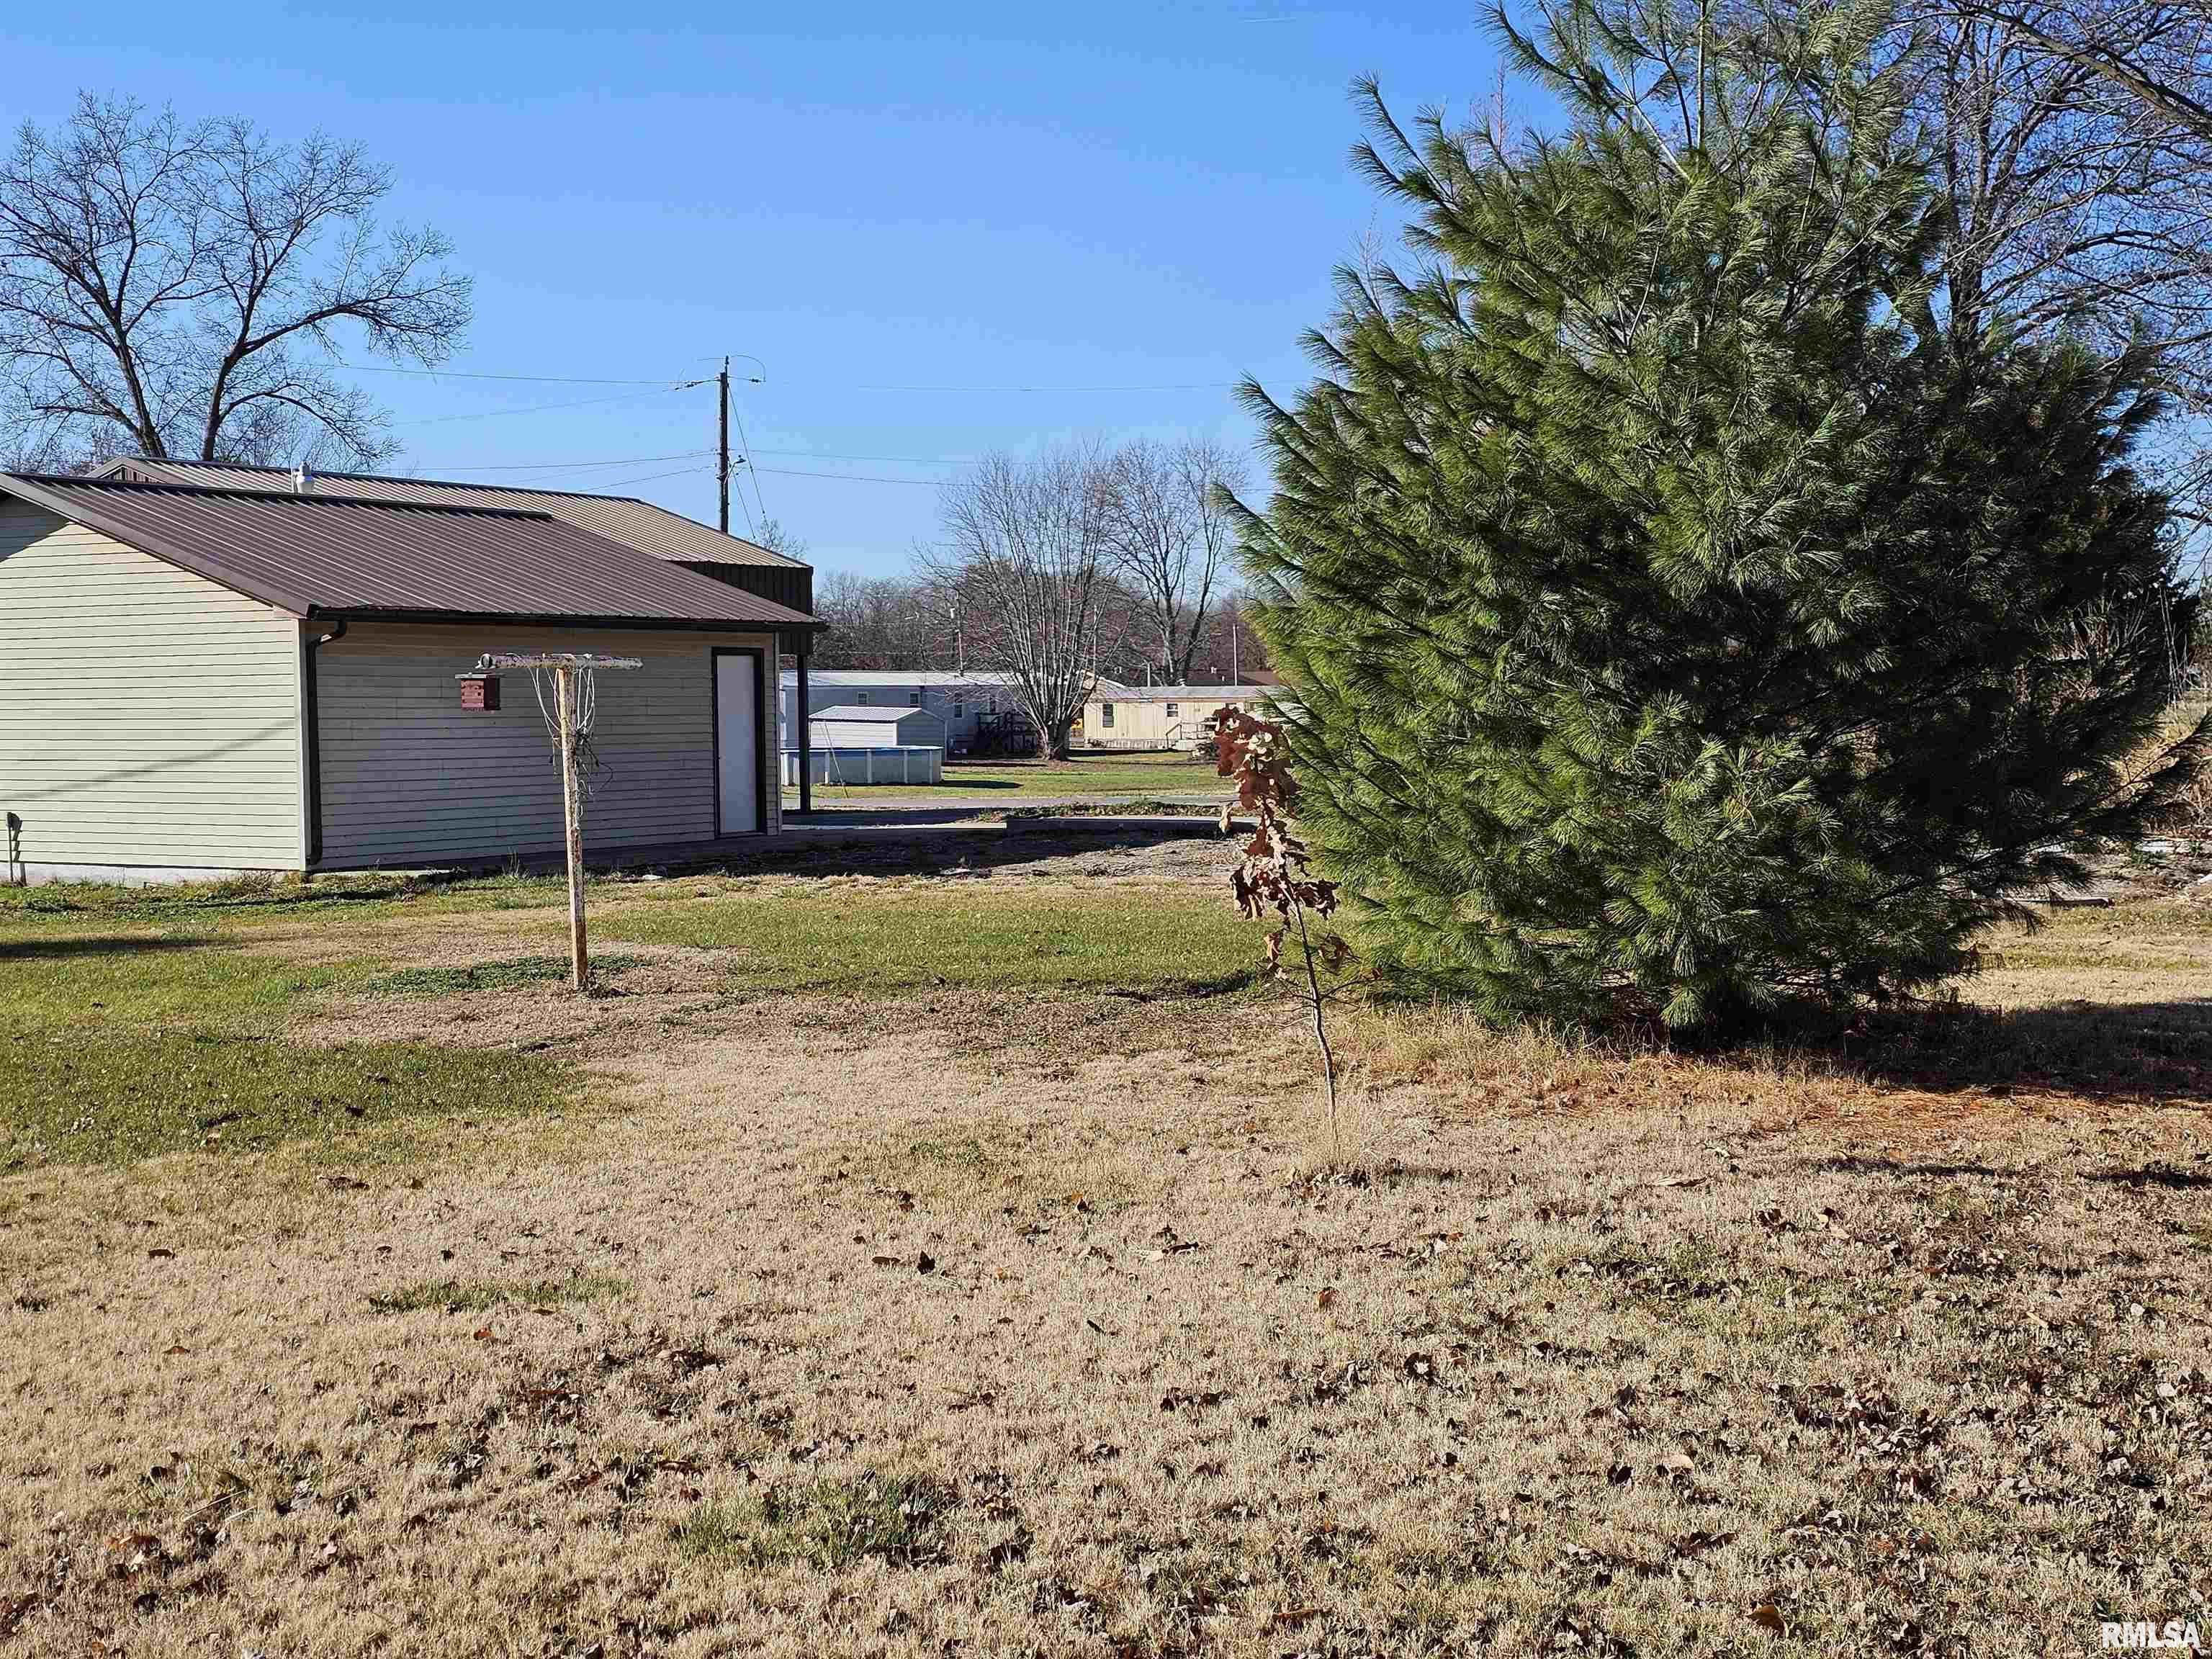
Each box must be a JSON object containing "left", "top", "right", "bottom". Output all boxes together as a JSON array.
[
  {"left": 2086, "top": 1164, "right": 2212, "bottom": 1190},
  {"left": 1812, "top": 1155, "right": 2212, "bottom": 1187},
  {"left": 1838, "top": 996, "right": 2212, "bottom": 1105},
  {"left": 0, "top": 935, "right": 211, "bottom": 960},
  {"left": 1813, "top": 1154, "right": 2022, "bottom": 1179},
  {"left": 642, "top": 818, "right": 1231, "bottom": 881},
  {"left": 1102, "top": 969, "right": 1256, "bottom": 1002},
  {"left": 3, "top": 874, "right": 431, "bottom": 924}
]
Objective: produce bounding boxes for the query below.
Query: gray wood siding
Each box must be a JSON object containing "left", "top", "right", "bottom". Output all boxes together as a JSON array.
[
  {"left": 315, "top": 624, "right": 779, "bottom": 868},
  {"left": 0, "top": 499, "right": 305, "bottom": 869}
]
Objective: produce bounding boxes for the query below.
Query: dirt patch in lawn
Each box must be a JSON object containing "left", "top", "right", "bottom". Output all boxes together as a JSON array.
[
  {"left": 295, "top": 945, "right": 737, "bottom": 1056},
  {"left": 242, "top": 906, "right": 560, "bottom": 966}
]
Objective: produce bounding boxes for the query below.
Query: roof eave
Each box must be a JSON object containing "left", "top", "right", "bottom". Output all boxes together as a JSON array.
[
  {"left": 96, "top": 455, "right": 813, "bottom": 573},
  {"left": 0, "top": 472, "right": 315, "bottom": 616},
  {"left": 313, "top": 606, "right": 827, "bottom": 632}
]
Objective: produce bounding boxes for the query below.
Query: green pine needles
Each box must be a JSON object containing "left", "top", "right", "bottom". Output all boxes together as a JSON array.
[{"left": 1234, "top": 0, "right": 2210, "bottom": 1030}]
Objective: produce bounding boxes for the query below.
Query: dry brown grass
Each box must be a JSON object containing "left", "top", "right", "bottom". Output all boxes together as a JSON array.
[{"left": 4, "top": 891, "right": 2212, "bottom": 1655}]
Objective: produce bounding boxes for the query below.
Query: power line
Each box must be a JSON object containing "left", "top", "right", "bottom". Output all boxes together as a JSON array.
[
  {"left": 598, "top": 463, "right": 716, "bottom": 488},
  {"left": 346, "top": 361, "right": 1240, "bottom": 397},
  {"left": 726, "top": 390, "right": 767, "bottom": 537},
  {"left": 343, "top": 364, "right": 685, "bottom": 386},
  {"left": 749, "top": 446, "right": 973, "bottom": 465},
  {"left": 397, "top": 382, "right": 709, "bottom": 426},
  {"left": 842, "top": 380, "right": 1238, "bottom": 392},
  {"left": 751, "top": 465, "right": 948, "bottom": 486},
  {"left": 423, "top": 450, "right": 714, "bottom": 474}
]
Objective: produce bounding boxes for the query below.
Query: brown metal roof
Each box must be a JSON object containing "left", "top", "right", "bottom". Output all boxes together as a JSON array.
[
  {"left": 1, "top": 474, "right": 818, "bottom": 629},
  {"left": 95, "top": 458, "right": 806, "bottom": 570}
]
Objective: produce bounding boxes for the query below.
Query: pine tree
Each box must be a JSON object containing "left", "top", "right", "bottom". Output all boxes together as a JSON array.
[{"left": 1233, "top": 0, "right": 2208, "bottom": 1029}]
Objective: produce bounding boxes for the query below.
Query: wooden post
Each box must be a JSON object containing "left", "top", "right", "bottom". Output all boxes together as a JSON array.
[
  {"left": 558, "top": 664, "right": 589, "bottom": 992},
  {"left": 796, "top": 642, "right": 813, "bottom": 815}
]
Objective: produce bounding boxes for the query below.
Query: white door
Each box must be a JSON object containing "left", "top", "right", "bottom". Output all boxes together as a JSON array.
[{"left": 716, "top": 652, "right": 760, "bottom": 835}]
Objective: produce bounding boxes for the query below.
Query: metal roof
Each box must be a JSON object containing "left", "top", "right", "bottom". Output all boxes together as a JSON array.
[
  {"left": 783, "top": 669, "right": 1020, "bottom": 687},
  {"left": 778, "top": 669, "right": 1134, "bottom": 694},
  {"left": 1097, "top": 684, "right": 1276, "bottom": 700},
  {"left": 0, "top": 474, "right": 817, "bottom": 629},
  {"left": 809, "top": 703, "right": 937, "bottom": 722},
  {"left": 94, "top": 458, "right": 806, "bottom": 571}
]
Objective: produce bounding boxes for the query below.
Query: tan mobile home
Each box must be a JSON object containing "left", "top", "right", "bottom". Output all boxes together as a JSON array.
[{"left": 1082, "top": 684, "right": 1276, "bottom": 751}]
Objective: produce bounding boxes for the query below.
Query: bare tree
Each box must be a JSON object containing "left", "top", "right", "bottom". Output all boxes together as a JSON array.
[
  {"left": 1102, "top": 437, "right": 1246, "bottom": 685},
  {"left": 811, "top": 570, "right": 953, "bottom": 669},
  {"left": 752, "top": 517, "right": 809, "bottom": 559},
  {"left": 921, "top": 445, "right": 1123, "bottom": 757},
  {"left": 0, "top": 94, "right": 470, "bottom": 470},
  {"left": 1184, "top": 591, "right": 1274, "bottom": 685},
  {"left": 1928, "top": 0, "right": 2212, "bottom": 140},
  {"left": 1885, "top": 0, "right": 2212, "bottom": 540}
]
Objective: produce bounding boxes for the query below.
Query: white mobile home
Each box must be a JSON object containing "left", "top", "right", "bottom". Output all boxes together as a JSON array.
[{"left": 0, "top": 469, "right": 819, "bottom": 884}]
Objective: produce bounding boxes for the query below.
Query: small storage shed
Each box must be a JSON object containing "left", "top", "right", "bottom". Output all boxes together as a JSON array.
[
  {"left": 778, "top": 670, "right": 1022, "bottom": 752},
  {"left": 807, "top": 705, "right": 947, "bottom": 749},
  {"left": 0, "top": 472, "right": 819, "bottom": 883}
]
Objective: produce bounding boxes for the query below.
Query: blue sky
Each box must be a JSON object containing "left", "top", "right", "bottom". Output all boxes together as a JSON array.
[{"left": 8, "top": 3, "right": 1511, "bottom": 579}]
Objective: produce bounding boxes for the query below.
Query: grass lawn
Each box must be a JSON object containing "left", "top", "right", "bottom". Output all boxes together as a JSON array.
[
  {"left": 789, "top": 749, "right": 1227, "bottom": 804},
  {"left": 0, "top": 865, "right": 1264, "bottom": 1170},
  {"left": 4, "top": 851, "right": 2211, "bottom": 1655}
]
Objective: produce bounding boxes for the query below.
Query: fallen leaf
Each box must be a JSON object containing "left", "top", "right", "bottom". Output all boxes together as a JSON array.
[{"left": 1671, "top": 1528, "right": 1735, "bottom": 1557}]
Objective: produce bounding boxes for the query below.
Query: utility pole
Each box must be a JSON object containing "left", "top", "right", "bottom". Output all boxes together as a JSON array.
[{"left": 716, "top": 356, "right": 731, "bottom": 534}]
